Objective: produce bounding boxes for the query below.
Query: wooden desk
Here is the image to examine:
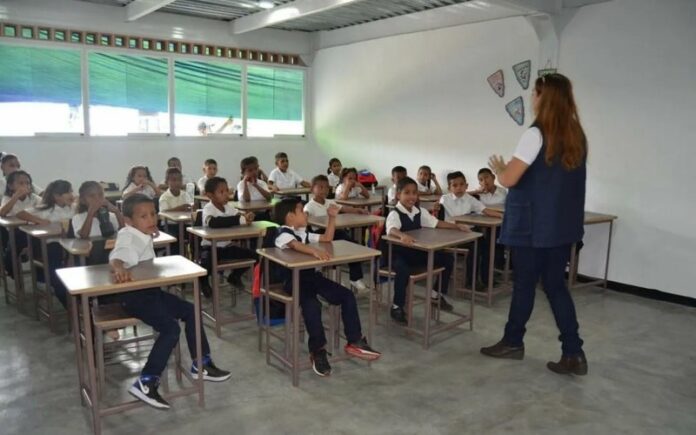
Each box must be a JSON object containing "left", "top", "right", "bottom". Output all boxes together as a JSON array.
[
  {"left": 102, "top": 231, "right": 177, "bottom": 255},
  {"left": 56, "top": 256, "right": 207, "bottom": 435},
  {"left": 159, "top": 210, "right": 194, "bottom": 256},
  {"left": 231, "top": 199, "right": 279, "bottom": 213},
  {"left": 187, "top": 221, "right": 278, "bottom": 336},
  {"left": 382, "top": 228, "right": 482, "bottom": 349},
  {"left": 0, "top": 216, "right": 27, "bottom": 309},
  {"left": 308, "top": 213, "right": 385, "bottom": 246},
  {"left": 570, "top": 212, "right": 618, "bottom": 290},
  {"left": 487, "top": 203, "right": 505, "bottom": 213},
  {"left": 257, "top": 240, "right": 380, "bottom": 387},
  {"left": 60, "top": 238, "right": 93, "bottom": 266},
  {"left": 275, "top": 187, "right": 311, "bottom": 200},
  {"left": 20, "top": 223, "right": 64, "bottom": 331},
  {"left": 453, "top": 214, "right": 507, "bottom": 306},
  {"left": 334, "top": 195, "right": 383, "bottom": 210}
]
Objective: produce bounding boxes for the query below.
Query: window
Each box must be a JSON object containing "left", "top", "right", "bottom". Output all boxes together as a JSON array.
[
  {"left": 88, "top": 52, "right": 168, "bottom": 135},
  {"left": 174, "top": 60, "right": 242, "bottom": 136},
  {"left": 247, "top": 66, "right": 304, "bottom": 137},
  {"left": 0, "top": 44, "right": 83, "bottom": 136}
]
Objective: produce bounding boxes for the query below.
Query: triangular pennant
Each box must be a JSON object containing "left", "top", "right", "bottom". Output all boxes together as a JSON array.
[
  {"left": 505, "top": 96, "right": 525, "bottom": 126},
  {"left": 512, "top": 60, "right": 532, "bottom": 90},
  {"left": 487, "top": 69, "right": 505, "bottom": 98}
]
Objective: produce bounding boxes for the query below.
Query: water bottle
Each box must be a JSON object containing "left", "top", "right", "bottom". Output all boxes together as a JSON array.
[
  {"left": 186, "top": 182, "right": 195, "bottom": 206},
  {"left": 371, "top": 183, "right": 376, "bottom": 195}
]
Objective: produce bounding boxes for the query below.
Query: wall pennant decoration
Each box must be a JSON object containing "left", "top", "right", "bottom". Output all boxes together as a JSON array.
[
  {"left": 487, "top": 69, "right": 505, "bottom": 97},
  {"left": 505, "top": 96, "right": 525, "bottom": 126},
  {"left": 512, "top": 60, "right": 532, "bottom": 90}
]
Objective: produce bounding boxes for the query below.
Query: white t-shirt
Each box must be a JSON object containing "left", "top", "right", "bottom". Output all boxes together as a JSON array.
[
  {"left": 439, "top": 193, "right": 485, "bottom": 221},
  {"left": 158, "top": 189, "right": 192, "bottom": 211},
  {"left": 335, "top": 184, "right": 363, "bottom": 199},
  {"left": 29, "top": 204, "right": 75, "bottom": 223},
  {"left": 72, "top": 211, "right": 120, "bottom": 238},
  {"left": 275, "top": 226, "right": 320, "bottom": 249},
  {"left": 197, "top": 176, "right": 209, "bottom": 193},
  {"left": 268, "top": 168, "right": 304, "bottom": 189},
  {"left": 1, "top": 193, "right": 41, "bottom": 216},
  {"left": 513, "top": 127, "right": 544, "bottom": 165},
  {"left": 416, "top": 181, "right": 438, "bottom": 194},
  {"left": 303, "top": 198, "right": 342, "bottom": 217},
  {"left": 386, "top": 202, "right": 439, "bottom": 235},
  {"left": 123, "top": 183, "right": 157, "bottom": 199},
  {"left": 108, "top": 225, "right": 155, "bottom": 269},
  {"left": 201, "top": 201, "right": 246, "bottom": 247},
  {"left": 327, "top": 173, "right": 340, "bottom": 188},
  {"left": 236, "top": 179, "right": 270, "bottom": 201},
  {"left": 479, "top": 187, "right": 507, "bottom": 206}
]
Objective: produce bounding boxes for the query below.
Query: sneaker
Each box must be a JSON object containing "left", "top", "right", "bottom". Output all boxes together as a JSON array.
[
  {"left": 191, "top": 360, "right": 232, "bottom": 382},
  {"left": 200, "top": 279, "right": 213, "bottom": 299},
  {"left": 390, "top": 306, "right": 407, "bottom": 325},
  {"left": 345, "top": 337, "right": 381, "bottom": 361},
  {"left": 128, "top": 377, "right": 170, "bottom": 410},
  {"left": 431, "top": 295, "right": 454, "bottom": 312},
  {"left": 310, "top": 348, "right": 332, "bottom": 377},
  {"left": 227, "top": 273, "right": 244, "bottom": 290},
  {"left": 350, "top": 279, "right": 368, "bottom": 292}
]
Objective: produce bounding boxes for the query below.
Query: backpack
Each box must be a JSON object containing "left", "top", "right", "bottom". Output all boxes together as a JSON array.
[{"left": 252, "top": 226, "right": 286, "bottom": 324}]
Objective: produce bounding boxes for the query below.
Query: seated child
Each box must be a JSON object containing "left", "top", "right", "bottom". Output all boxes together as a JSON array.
[
  {"left": 200, "top": 177, "right": 257, "bottom": 296},
  {"left": 415, "top": 165, "right": 442, "bottom": 195},
  {"left": 122, "top": 166, "right": 160, "bottom": 200},
  {"left": 237, "top": 157, "right": 273, "bottom": 221},
  {"left": 334, "top": 167, "right": 370, "bottom": 200},
  {"left": 385, "top": 177, "right": 470, "bottom": 323},
  {"left": 267, "top": 152, "right": 310, "bottom": 191},
  {"left": 273, "top": 197, "right": 381, "bottom": 376},
  {"left": 0, "top": 153, "right": 43, "bottom": 195},
  {"left": 159, "top": 167, "right": 193, "bottom": 255},
  {"left": 110, "top": 194, "right": 231, "bottom": 410},
  {"left": 473, "top": 168, "right": 508, "bottom": 206},
  {"left": 197, "top": 158, "right": 218, "bottom": 194},
  {"left": 304, "top": 174, "right": 369, "bottom": 291},
  {"left": 248, "top": 156, "right": 268, "bottom": 183},
  {"left": 161, "top": 157, "right": 193, "bottom": 190},
  {"left": 327, "top": 158, "right": 342, "bottom": 190},
  {"left": 71, "top": 181, "right": 124, "bottom": 262},
  {"left": 387, "top": 166, "right": 407, "bottom": 204}
]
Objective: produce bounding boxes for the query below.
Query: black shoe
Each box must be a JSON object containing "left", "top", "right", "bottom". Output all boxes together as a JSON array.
[
  {"left": 431, "top": 295, "right": 454, "bottom": 312},
  {"left": 128, "top": 377, "right": 170, "bottom": 410},
  {"left": 191, "top": 360, "right": 232, "bottom": 382},
  {"left": 547, "top": 353, "right": 588, "bottom": 376},
  {"left": 227, "top": 273, "right": 244, "bottom": 290},
  {"left": 310, "top": 348, "right": 332, "bottom": 377},
  {"left": 390, "top": 306, "right": 407, "bottom": 325},
  {"left": 480, "top": 339, "right": 525, "bottom": 360},
  {"left": 200, "top": 279, "right": 212, "bottom": 299}
]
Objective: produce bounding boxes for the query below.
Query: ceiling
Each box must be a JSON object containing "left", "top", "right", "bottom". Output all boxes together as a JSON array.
[{"left": 76, "top": 0, "right": 472, "bottom": 32}]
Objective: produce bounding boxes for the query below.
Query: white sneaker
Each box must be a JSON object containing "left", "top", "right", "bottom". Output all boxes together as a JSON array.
[{"left": 350, "top": 279, "right": 368, "bottom": 292}]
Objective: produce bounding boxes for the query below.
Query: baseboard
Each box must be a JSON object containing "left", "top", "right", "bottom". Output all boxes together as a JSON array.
[{"left": 576, "top": 274, "right": 696, "bottom": 308}]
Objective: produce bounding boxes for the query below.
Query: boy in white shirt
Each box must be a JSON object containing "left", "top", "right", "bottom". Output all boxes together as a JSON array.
[
  {"left": 473, "top": 168, "right": 508, "bottom": 206},
  {"left": 267, "top": 152, "right": 310, "bottom": 190},
  {"left": 110, "top": 194, "right": 231, "bottom": 410},
  {"left": 200, "top": 177, "right": 257, "bottom": 297},
  {"left": 387, "top": 166, "right": 407, "bottom": 204},
  {"left": 435, "top": 171, "right": 502, "bottom": 221},
  {"left": 159, "top": 167, "right": 193, "bottom": 255},
  {"left": 197, "top": 158, "right": 218, "bottom": 193},
  {"left": 236, "top": 157, "right": 272, "bottom": 220}
]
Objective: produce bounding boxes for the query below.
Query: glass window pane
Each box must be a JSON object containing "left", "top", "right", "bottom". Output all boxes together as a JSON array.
[
  {"left": 174, "top": 60, "right": 242, "bottom": 136},
  {"left": 247, "top": 66, "right": 304, "bottom": 137},
  {"left": 0, "top": 44, "right": 83, "bottom": 136},
  {"left": 89, "top": 52, "right": 168, "bottom": 136}
]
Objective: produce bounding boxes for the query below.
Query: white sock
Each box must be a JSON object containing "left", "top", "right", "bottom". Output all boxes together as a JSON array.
[
  {"left": 392, "top": 304, "right": 399, "bottom": 309},
  {"left": 431, "top": 290, "right": 440, "bottom": 299}
]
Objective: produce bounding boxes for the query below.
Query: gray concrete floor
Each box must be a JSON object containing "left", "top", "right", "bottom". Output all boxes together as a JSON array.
[{"left": 1, "top": 281, "right": 695, "bottom": 435}]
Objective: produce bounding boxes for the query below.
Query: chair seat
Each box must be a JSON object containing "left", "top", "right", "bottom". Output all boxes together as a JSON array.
[
  {"left": 260, "top": 285, "right": 292, "bottom": 304},
  {"left": 378, "top": 266, "right": 445, "bottom": 280},
  {"left": 92, "top": 303, "right": 140, "bottom": 330},
  {"left": 217, "top": 258, "right": 257, "bottom": 271},
  {"left": 445, "top": 247, "right": 469, "bottom": 255}
]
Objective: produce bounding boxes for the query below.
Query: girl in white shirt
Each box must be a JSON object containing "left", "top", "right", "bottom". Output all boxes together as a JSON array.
[
  {"left": 122, "top": 166, "right": 161, "bottom": 200},
  {"left": 327, "top": 158, "right": 342, "bottom": 191},
  {"left": 416, "top": 165, "right": 443, "bottom": 195},
  {"left": 335, "top": 167, "right": 370, "bottom": 200}
]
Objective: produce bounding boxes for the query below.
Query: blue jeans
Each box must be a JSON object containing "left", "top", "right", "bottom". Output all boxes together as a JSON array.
[{"left": 503, "top": 245, "right": 584, "bottom": 356}]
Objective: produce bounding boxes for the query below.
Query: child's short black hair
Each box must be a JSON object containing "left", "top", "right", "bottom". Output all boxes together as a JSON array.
[
  {"left": 0, "top": 153, "right": 18, "bottom": 165},
  {"left": 391, "top": 165, "right": 407, "bottom": 175},
  {"left": 446, "top": 171, "right": 466, "bottom": 184},
  {"left": 240, "top": 156, "right": 256, "bottom": 173},
  {"left": 339, "top": 167, "right": 357, "bottom": 182},
  {"left": 204, "top": 158, "right": 217, "bottom": 166},
  {"left": 275, "top": 152, "right": 288, "bottom": 161},
  {"left": 167, "top": 156, "right": 180, "bottom": 166},
  {"left": 165, "top": 167, "right": 182, "bottom": 182},
  {"left": 122, "top": 194, "right": 154, "bottom": 218},
  {"left": 396, "top": 176, "right": 417, "bottom": 193},
  {"left": 273, "top": 197, "right": 302, "bottom": 225},
  {"left": 478, "top": 167, "right": 494, "bottom": 177},
  {"left": 204, "top": 176, "right": 227, "bottom": 194},
  {"left": 312, "top": 174, "right": 329, "bottom": 186},
  {"left": 418, "top": 165, "right": 432, "bottom": 174}
]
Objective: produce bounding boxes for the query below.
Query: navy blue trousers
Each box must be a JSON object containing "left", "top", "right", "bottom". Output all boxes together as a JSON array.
[{"left": 391, "top": 247, "right": 453, "bottom": 308}]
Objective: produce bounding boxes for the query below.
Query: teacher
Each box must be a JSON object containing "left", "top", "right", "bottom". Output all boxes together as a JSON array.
[{"left": 480, "top": 73, "right": 588, "bottom": 376}]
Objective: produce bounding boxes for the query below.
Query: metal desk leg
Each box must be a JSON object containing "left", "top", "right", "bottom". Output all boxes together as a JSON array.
[
  {"left": 193, "top": 278, "right": 204, "bottom": 406},
  {"left": 487, "top": 226, "right": 496, "bottom": 307},
  {"left": 81, "top": 295, "right": 100, "bottom": 435},
  {"left": 292, "top": 269, "right": 301, "bottom": 387},
  {"left": 423, "top": 249, "right": 434, "bottom": 350},
  {"left": 603, "top": 221, "right": 614, "bottom": 289}
]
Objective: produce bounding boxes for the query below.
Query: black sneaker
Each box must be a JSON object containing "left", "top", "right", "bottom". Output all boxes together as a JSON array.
[
  {"left": 227, "top": 273, "right": 244, "bottom": 290},
  {"left": 390, "top": 306, "right": 407, "bottom": 325},
  {"left": 310, "top": 348, "right": 332, "bottom": 377},
  {"left": 431, "top": 295, "right": 454, "bottom": 312},
  {"left": 191, "top": 361, "right": 232, "bottom": 382},
  {"left": 345, "top": 337, "right": 381, "bottom": 361},
  {"left": 200, "top": 278, "right": 213, "bottom": 299},
  {"left": 128, "top": 377, "right": 170, "bottom": 410}
]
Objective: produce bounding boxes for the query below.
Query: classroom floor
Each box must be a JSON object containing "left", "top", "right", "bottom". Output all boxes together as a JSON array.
[{"left": 1, "top": 279, "right": 695, "bottom": 435}]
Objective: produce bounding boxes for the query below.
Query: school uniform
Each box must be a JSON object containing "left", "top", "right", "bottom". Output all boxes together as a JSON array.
[
  {"left": 303, "top": 199, "right": 364, "bottom": 282},
  {"left": 327, "top": 173, "right": 340, "bottom": 189},
  {"left": 158, "top": 189, "right": 192, "bottom": 255},
  {"left": 416, "top": 180, "right": 438, "bottom": 194},
  {"left": 268, "top": 168, "right": 305, "bottom": 189},
  {"left": 197, "top": 176, "right": 209, "bottom": 194},
  {"left": 479, "top": 186, "right": 507, "bottom": 206},
  {"left": 334, "top": 184, "right": 363, "bottom": 199},
  {"left": 438, "top": 192, "right": 485, "bottom": 221},
  {"left": 236, "top": 179, "right": 270, "bottom": 202},
  {"left": 385, "top": 202, "right": 453, "bottom": 308},
  {"left": 70, "top": 209, "right": 119, "bottom": 266},
  {"left": 109, "top": 225, "right": 212, "bottom": 378},
  {"left": 1, "top": 193, "right": 42, "bottom": 281},
  {"left": 123, "top": 183, "right": 157, "bottom": 199},
  {"left": 275, "top": 226, "right": 363, "bottom": 352}
]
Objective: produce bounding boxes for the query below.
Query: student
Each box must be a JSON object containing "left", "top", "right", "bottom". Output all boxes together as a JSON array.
[
  {"left": 387, "top": 166, "right": 407, "bottom": 204},
  {"left": 110, "top": 194, "right": 231, "bottom": 409},
  {"left": 72, "top": 181, "right": 124, "bottom": 241},
  {"left": 122, "top": 166, "right": 160, "bottom": 200},
  {"left": 165, "top": 157, "right": 193, "bottom": 186},
  {"left": 326, "top": 158, "right": 342, "bottom": 189},
  {"left": 248, "top": 156, "right": 268, "bottom": 183},
  {"left": 473, "top": 167, "right": 508, "bottom": 205},
  {"left": 159, "top": 167, "right": 193, "bottom": 256},
  {"left": 335, "top": 167, "right": 370, "bottom": 200},
  {"left": 197, "top": 158, "right": 218, "bottom": 193},
  {"left": 199, "top": 177, "right": 257, "bottom": 296},
  {"left": 436, "top": 171, "right": 502, "bottom": 221},
  {"left": 0, "top": 153, "right": 43, "bottom": 194},
  {"left": 273, "top": 197, "right": 380, "bottom": 376},
  {"left": 267, "top": 152, "right": 310, "bottom": 190},
  {"left": 28, "top": 180, "right": 75, "bottom": 308},
  {"left": 304, "top": 175, "right": 369, "bottom": 291},
  {"left": 416, "top": 165, "right": 442, "bottom": 195},
  {"left": 237, "top": 157, "right": 272, "bottom": 221},
  {"left": 385, "top": 177, "right": 470, "bottom": 323}
]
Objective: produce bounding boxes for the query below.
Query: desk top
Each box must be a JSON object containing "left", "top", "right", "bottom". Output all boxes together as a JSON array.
[
  {"left": 382, "top": 228, "right": 482, "bottom": 251},
  {"left": 257, "top": 240, "right": 380, "bottom": 269},
  {"left": 20, "top": 223, "right": 64, "bottom": 238},
  {"left": 334, "top": 195, "right": 383, "bottom": 208},
  {"left": 0, "top": 216, "right": 28, "bottom": 228},
  {"left": 418, "top": 194, "right": 441, "bottom": 203},
  {"left": 308, "top": 213, "right": 384, "bottom": 230},
  {"left": 103, "top": 231, "right": 176, "bottom": 250},
  {"left": 159, "top": 210, "right": 193, "bottom": 222},
  {"left": 481, "top": 204, "right": 617, "bottom": 225},
  {"left": 276, "top": 187, "right": 311, "bottom": 196},
  {"left": 187, "top": 220, "right": 278, "bottom": 240},
  {"left": 452, "top": 214, "right": 503, "bottom": 227},
  {"left": 57, "top": 255, "right": 206, "bottom": 296},
  {"left": 232, "top": 199, "right": 279, "bottom": 212},
  {"left": 487, "top": 203, "right": 505, "bottom": 213},
  {"left": 59, "top": 238, "right": 93, "bottom": 257}
]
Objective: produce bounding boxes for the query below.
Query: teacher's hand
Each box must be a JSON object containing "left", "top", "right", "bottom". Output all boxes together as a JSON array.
[{"left": 488, "top": 155, "right": 507, "bottom": 175}]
